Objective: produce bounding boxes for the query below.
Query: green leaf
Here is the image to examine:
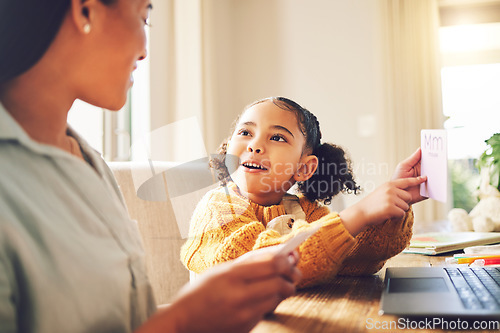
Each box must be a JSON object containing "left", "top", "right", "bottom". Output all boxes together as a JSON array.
[{"left": 477, "top": 133, "right": 500, "bottom": 191}]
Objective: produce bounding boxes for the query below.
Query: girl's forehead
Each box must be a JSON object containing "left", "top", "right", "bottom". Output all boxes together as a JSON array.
[{"left": 240, "top": 101, "right": 299, "bottom": 126}]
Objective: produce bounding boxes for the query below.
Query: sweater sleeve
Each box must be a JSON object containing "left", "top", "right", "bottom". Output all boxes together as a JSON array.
[
  {"left": 263, "top": 197, "right": 357, "bottom": 288},
  {"left": 255, "top": 213, "right": 355, "bottom": 288},
  {"left": 180, "top": 190, "right": 268, "bottom": 273},
  {"left": 338, "top": 208, "right": 414, "bottom": 276},
  {"left": 180, "top": 190, "right": 356, "bottom": 288}
]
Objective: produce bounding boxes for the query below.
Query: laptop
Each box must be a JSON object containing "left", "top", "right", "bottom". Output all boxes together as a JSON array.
[{"left": 380, "top": 266, "right": 500, "bottom": 319}]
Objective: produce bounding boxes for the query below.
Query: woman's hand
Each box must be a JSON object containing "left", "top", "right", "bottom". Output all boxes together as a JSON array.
[{"left": 137, "top": 247, "right": 301, "bottom": 333}]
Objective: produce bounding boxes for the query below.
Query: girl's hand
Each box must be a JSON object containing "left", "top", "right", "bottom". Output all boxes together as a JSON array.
[
  {"left": 339, "top": 177, "right": 426, "bottom": 237},
  {"left": 391, "top": 148, "right": 428, "bottom": 205}
]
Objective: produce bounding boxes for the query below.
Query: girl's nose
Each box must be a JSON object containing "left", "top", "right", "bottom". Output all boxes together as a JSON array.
[
  {"left": 248, "top": 147, "right": 261, "bottom": 153},
  {"left": 247, "top": 140, "right": 264, "bottom": 154}
]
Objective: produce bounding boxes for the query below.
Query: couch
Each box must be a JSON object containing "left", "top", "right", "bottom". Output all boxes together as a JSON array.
[{"left": 109, "top": 160, "right": 218, "bottom": 304}]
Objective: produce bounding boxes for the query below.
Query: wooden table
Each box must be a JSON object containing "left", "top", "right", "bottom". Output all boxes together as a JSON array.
[{"left": 251, "top": 253, "right": 500, "bottom": 333}]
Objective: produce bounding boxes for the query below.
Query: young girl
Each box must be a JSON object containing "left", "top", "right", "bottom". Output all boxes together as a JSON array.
[{"left": 181, "top": 96, "right": 426, "bottom": 288}]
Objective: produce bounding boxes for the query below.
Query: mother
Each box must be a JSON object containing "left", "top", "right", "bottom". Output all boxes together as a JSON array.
[{"left": 0, "top": 1, "right": 301, "bottom": 332}]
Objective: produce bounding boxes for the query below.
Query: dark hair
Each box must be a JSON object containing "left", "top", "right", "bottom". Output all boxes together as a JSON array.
[
  {"left": 210, "top": 96, "right": 360, "bottom": 204},
  {"left": 0, "top": 0, "right": 116, "bottom": 84}
]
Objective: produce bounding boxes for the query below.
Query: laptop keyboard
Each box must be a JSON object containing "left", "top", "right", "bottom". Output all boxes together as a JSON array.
[{"left": 445, "top": 267, "right": 500, "bottom": 310}]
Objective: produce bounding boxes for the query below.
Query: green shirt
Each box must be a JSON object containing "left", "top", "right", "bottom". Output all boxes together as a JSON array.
[{"left": 0, "top": 103, "right": 156, "bottom": 333}]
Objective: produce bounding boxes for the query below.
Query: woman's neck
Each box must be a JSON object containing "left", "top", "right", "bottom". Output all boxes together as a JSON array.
[{"left": 0, "top": 68, "right": 75, "bottom": 149}]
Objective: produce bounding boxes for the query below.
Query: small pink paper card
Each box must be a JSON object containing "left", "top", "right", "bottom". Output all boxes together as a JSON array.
[{"left": 420, "top": 129, "right": 448, "bottom": 203}]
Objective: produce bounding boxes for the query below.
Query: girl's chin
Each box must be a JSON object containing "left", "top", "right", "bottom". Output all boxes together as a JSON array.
[{"left": 234, "top": 182, "right": 278, "bottom": 197}]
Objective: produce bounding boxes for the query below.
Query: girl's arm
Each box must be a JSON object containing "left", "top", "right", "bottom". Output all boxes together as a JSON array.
[
  {"left": 338, "top": 177, "right": 424, "bottom": 237},
  {"left": 337, "top": 209, "right": 413, "bottom": 276},
  {"left": 256, "top": 210, "right": 356, "bottom": 288},
  {"left": 180, "top": 190, "right": 274, "bottom": 273},
  {"left": 181, "top": 190, "right": 356, "bottom": 288},
  {"left": 338, "top": 149, "right": 424, "bottom": 275}
]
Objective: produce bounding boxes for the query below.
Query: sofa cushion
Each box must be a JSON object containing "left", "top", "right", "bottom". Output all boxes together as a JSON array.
[{"left": 109, "top": 161, "right": 193, "bottom": 305}]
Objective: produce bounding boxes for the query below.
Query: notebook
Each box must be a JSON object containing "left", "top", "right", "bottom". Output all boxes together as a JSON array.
[
  {"left": 403, "top": 232, "right": 500, "bottom": 255},
  {"left": 380, "top": 266, "right": 500, "bottom": 319}
]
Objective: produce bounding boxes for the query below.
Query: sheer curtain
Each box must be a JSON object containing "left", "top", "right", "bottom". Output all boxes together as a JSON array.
[
  {"left": 146, "top": 0, "right": 209, "bottom": 164},
  {"left": 378, "top": 0, "right": 449, "bottom": 229}
]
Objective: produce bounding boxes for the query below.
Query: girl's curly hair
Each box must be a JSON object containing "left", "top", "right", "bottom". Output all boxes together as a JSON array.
[{"left": 210, "top": 97, "right": 360, "bottom": 204}]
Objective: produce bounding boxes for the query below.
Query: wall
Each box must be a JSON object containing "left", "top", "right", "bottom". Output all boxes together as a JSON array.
[{"left": 202, "top": 0, "right": 387, "bottom": 206}]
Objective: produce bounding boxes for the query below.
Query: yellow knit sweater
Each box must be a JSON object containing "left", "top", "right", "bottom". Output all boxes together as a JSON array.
[{"left": 180, "top": 183, "right": 413, "bottom": 288}]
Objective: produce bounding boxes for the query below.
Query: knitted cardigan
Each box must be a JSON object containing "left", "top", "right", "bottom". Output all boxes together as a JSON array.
[{"left": 180, "top": 183, "right": 414, "bottom": 288}]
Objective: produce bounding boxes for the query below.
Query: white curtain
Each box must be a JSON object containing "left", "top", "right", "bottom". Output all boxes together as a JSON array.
[
  {"left": 147, "top": 0, "right": 209, "bottom": 163},
  {"left": 378, "top": 0, "right": 449, "bottom": 229}
]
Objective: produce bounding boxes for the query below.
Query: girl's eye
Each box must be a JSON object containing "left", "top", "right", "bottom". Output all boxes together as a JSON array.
[
  {"left": 270, "top": 135, "right": 286, "bottom": 142},
  {"left": 237, "top": 129, "right": 251, "bottom": 136}
]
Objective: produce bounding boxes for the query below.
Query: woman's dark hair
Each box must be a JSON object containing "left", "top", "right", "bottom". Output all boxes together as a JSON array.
[
  {"left": 210, "top": 96, "right": 360, "bottom": 204},
  {"left": 0, "top": 0, "right": 116, "bottom": 84}
]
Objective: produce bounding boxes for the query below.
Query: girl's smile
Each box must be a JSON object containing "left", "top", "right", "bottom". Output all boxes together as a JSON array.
[{"left": 241, "top": 159, "right": 269, "bottom": 172}]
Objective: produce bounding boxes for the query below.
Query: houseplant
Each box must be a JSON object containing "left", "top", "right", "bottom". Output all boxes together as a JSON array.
[
  {"left": 477, "top": 133, "right": 500, "bottom": 194},
  {"left": 448, "top": 133, "right": 500, "bottom": 232}
]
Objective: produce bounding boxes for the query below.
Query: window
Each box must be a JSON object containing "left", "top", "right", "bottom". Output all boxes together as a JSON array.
[
  {"left": 67, "top": 99, "right": 104, "bottom": 154},
  {"left": 440, "top": 22, "right": 500, "bottom": 211}
]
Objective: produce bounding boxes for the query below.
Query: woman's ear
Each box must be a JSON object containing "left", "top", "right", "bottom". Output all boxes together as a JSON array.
[
  {"left": 69, "top": 0, "right": 98, "bottom": 35},
  {"left": 294, "top": 155, "right": 318, "bottom": 182}
]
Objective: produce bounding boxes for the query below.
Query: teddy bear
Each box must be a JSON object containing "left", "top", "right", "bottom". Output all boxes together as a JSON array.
[{"left": 448, "top": 173, "right": 500, "bottom": 232}]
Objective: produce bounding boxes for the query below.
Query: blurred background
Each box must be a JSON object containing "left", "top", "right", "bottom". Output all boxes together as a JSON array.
[{"left": 68, "top": 0, "right": 500, "bottom": 228}]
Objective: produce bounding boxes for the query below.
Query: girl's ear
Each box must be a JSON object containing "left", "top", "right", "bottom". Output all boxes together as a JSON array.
[
  {"left": 294, "top": 155, "right": 318, "bottom": 182},
  {"left": 69, "top": 0, "right": 99, "bottom": 35}
]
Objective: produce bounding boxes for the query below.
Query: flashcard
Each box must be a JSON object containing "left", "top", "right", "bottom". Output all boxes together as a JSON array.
[{"left": 420, "top": 129, "right": 448, "bottom": 203}]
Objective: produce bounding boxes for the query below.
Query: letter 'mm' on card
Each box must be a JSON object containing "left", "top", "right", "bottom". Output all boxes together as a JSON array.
[{"left": 420, "top": 129, "right": 448, "bottom": 203}]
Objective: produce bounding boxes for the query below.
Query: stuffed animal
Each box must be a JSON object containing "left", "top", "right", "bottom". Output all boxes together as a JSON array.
[{"left": 449, "top": 173, "right": 500, "bottom": 232}]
